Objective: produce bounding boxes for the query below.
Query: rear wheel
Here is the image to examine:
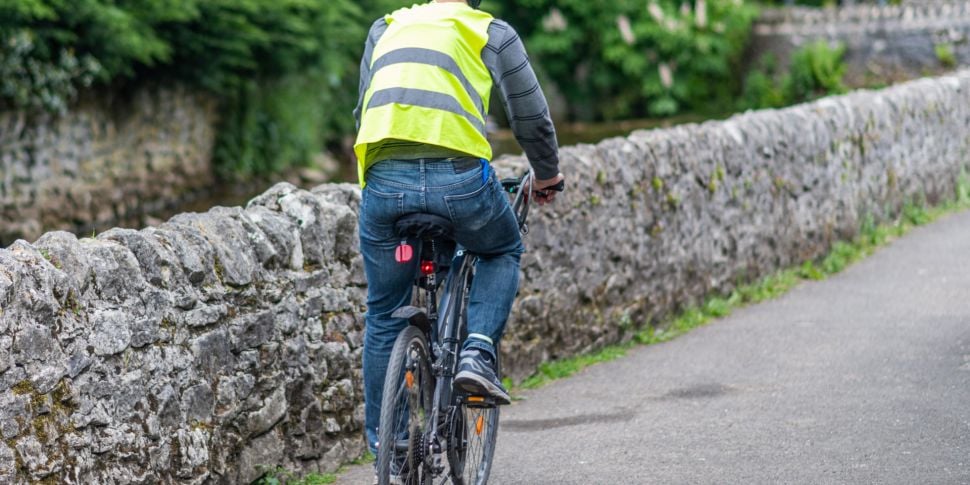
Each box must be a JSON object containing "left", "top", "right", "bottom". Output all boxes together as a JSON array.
[{"left": 377, "top": 326, "right": 434, "bottom": 485}]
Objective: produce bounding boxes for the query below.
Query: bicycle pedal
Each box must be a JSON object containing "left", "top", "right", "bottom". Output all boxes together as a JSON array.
[{"left": 461, "top": 394, "right": 497, "bottom": 408}]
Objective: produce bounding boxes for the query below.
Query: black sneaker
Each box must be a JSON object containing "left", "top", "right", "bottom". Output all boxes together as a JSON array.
[{"left": 453, "top": 349, "right": 511, "bottom": 405}]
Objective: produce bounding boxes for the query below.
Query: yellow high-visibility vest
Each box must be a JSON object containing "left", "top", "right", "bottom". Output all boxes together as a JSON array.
[{"left": 354, "top": 2, "right": 494, "bottom": 186}]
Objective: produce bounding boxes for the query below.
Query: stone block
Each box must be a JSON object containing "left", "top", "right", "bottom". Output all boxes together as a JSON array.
[{"left": 89, "top": 309, "right": 132, "bottom": 356}]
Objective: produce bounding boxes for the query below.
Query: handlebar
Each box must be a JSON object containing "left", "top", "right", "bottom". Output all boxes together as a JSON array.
[
  {"left": 500, "top": 172, "right": 565, "bottom": 232},
  {"left": 500, "top": 176, "right": 565, "bottom": 194}
]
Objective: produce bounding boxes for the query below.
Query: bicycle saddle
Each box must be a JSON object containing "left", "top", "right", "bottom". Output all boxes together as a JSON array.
[{"left": 393, "top": 213, "right": 454, "bottom": 240}]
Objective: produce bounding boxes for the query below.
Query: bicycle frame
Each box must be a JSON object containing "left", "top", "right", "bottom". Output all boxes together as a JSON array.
[{"left": 427, "top": 248, "right": 477, "bottom": 475}]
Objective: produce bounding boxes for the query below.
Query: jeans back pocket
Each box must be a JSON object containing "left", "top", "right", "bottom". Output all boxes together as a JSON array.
[{"left": 443, "top": 178, "right": 499, "bottom": 232}]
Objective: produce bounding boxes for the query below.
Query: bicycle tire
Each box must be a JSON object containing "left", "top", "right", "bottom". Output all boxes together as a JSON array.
[
  {"left": 446, "top": 265, "right": 500, "bottom": 485},
  {"left": 377, "top": 325, "right": 434, "bottom": 485},
  {"left": 448, "top": 381, "right": 500, "bottom": 485}
]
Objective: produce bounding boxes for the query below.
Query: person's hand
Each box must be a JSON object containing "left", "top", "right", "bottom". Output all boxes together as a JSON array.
[{"left": 533, "top": 173, "right": 565, "bottom": 205}]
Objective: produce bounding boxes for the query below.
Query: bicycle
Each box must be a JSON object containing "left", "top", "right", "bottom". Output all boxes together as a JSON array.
[{"left": 375, "top": 171, "right": 564, "bottom": 485}]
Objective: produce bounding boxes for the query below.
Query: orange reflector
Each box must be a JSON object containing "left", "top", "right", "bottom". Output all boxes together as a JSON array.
[
  {"left": 476, "top": 415, "right": 485, "bottom": 435},
  {"left": 405, "top": 371, "right": 414, "bottom": 389},
  {"left": 467, "top": 396, "right": 485, "bottom": 403}
]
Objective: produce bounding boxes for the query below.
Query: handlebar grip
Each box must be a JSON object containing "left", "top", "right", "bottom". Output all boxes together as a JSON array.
[
  {"left": 540, "top": 180, "right": 566, "bottom": 192},
  {"left": 501, "top": 176, "right": 566, "bottom": 194}
]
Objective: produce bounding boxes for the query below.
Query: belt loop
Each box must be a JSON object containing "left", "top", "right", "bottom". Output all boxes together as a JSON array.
[{"left": 420, "top": 158, "right": 426, "bottom": 188}]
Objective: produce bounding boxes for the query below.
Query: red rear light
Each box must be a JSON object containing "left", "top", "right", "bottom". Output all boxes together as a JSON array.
[{"left": 420, "top": 260, "right": 435, "bottom": 275}]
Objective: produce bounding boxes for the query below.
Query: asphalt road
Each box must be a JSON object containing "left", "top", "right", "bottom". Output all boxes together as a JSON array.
[{"left": 339, "top": 209, "right": 970, "bottom": 484}]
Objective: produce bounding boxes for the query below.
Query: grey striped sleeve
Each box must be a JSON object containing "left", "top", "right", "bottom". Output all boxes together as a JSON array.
[
  {"left": 482, "top": 20, "right": 560, "bottom": 180},
  {"left": 354, "top": 18, "right": 388, "bottom": 131}
]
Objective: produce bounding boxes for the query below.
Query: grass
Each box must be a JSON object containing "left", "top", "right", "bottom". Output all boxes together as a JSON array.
[
  {"left": 254, "top": 452, "right": 374, "bottom": 485},
  {"left": 511, "top": 172, "right": 970, "bottom": 392}
]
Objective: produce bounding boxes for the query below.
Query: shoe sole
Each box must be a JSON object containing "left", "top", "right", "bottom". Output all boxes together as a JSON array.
[{"left": 454, "top": 370, "right": 511, "bottom": 405}]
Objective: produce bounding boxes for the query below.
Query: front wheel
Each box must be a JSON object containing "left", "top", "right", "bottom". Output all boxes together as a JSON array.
[
  {"left": 377, "top": 326, "right": 434, "bottom": 485},
  {"left": 448, "top": 349, "right": 501, "bottom": 485},
  {"left": 448, "top": 402, "right": 499, "bottom": 485}
]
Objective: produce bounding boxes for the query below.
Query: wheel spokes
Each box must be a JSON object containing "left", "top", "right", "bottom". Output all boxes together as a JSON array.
[{"left": 460, "top": 406, "right": 494, "bottom": 484}]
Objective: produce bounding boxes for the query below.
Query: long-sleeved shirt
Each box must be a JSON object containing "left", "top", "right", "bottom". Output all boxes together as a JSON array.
[{"left": 353, "top": 17, "right": 560, "bottom": 180}]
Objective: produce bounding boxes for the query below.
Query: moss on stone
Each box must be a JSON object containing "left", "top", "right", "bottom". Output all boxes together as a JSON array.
[
  {"left": 12, "top": 380, "right": 34, "bottom": 395},
  {"left": 665, "top": 192, "right": 680, "bottom": 209},
  {"left": 37, "top": 475, "right": 61, "bottom": 485},
  {"left": 65, "top": 289, "right": 81, "bottom": 316},
  {"left": 773, "top": 176, "right": 788, "bottom": 191},
  {"left": 31, "top": 414, "right": 51, "bottom": 443},
  {"left": 190, "top": 420, "right": 213, "bottom": 432},
  {"left": 6, "top": 437, "right": 24, "bottom": 477},
  {"left": 50, "top": 380, "right": 74, "bottom": 410},
  {"left": 29, "top": 390, "right": 47, "bottom": 411}
]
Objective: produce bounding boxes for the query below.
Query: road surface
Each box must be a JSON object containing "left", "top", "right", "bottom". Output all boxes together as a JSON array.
[{"left": 339, "top": 209, "right": 970, "bottom": 484}]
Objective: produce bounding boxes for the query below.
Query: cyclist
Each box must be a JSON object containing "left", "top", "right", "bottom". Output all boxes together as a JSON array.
[{"left": 354, "top": 0, "right": 564, "bottom": 460}]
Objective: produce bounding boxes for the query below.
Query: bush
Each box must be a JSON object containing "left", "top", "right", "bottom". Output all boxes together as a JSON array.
[
  {"left": 0, "top": 0, "right": 366, "bottom": 177},
  {"left": 739, "top": 40, "right": 847, "bottom": 110},
  {"left": 738, "top": 54, "right": 786, "bottom": 109},
  {"left": 784, "top": 40, "right": 846, "bottom": 102},
  {"left": 935, "top": 43, "right": 957, "bottom": 69},
  {"left": 0, "top": 29, "right": 102, "bottom": 113},
  {"left": 491, "top": 0, "right": 760, "bottom": 120}
]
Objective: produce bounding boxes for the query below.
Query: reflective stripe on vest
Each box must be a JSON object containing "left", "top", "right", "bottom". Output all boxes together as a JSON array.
[
  {"left": 354, "top": 2, "right": 494, "bottom": 186},
  {"left": 366, "top": 87, "right": 486, "bottom": 134},
  {"left": 363, "top": 47, "right": 486, "bottom": 117}
]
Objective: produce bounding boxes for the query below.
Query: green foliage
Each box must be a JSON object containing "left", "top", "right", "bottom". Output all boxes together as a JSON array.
[
  {"left": 519, "top": 344, "right": 632, "bottom": 389},
  {"left": 759, "top": 0, "right": 836, "bottom": 6},
  {"left": 738, "top": 54, "right": 786, "bottom": 109},
  {"left": 0, "top": 29, "right": 101, "bottom": 112},
  {"left": 254, "top": 466, "right": 336, "bottom": 485},
  {"left": 740, "top": 40, "right": 846, "bottom": 110},
  {"left": 493, "top": 0, "right": 759, "bottom": 120},
  {"left": 163, "top": 0, "right": 366, "bottom": 177},
  {"left": 253, "top": 452, "right": 374, "bottom": 484},
  {"left": 0, "top": 0, "right": 365, "bottom": 176},
  {"left": 786, "top": 40, "right": 846, "bottom": 102},
  {"left": 935, "top": 43, "right": 957, "bottom": 69}
]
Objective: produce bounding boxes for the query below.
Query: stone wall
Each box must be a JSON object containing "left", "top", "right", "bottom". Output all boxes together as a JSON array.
[
  {"left": 0, "top": 184, "right": 367, "bottom": 483},
  {"left": 1, "top": 70, "right": 969, "bottom": 482},
  {"left": 0, "top": 85, "right": 218, "bottom": 246},
  {"left": 751, "top": 2, "right": 970, "bottom": 85}
]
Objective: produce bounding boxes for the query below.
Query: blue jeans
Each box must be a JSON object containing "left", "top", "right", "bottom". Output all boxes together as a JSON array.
[{"left": 359, "top": 158, "right": 524, "bottom": 453}]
